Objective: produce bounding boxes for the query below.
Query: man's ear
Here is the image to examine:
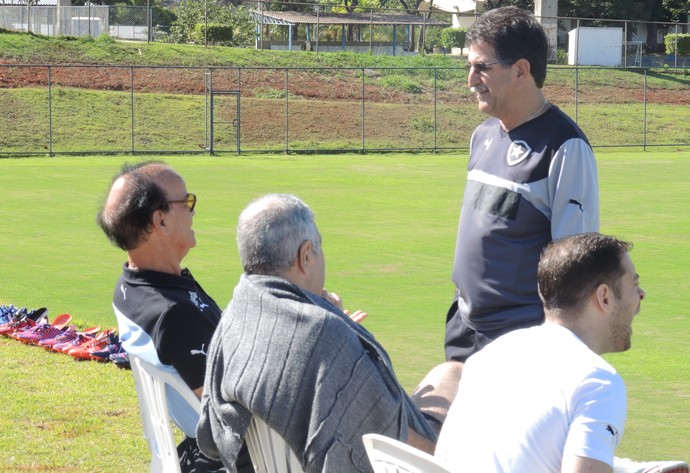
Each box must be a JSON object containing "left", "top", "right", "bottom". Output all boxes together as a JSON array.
[
  {"left": 151, "top": 209, "right": 167, "bottom": 233},
  {"left": 515, "top": 58, "right": 531, "bottom": 82},
  {"left": 594, "top": 283, "right": 613, "bottom": 314},
  {"left": 296, "top": 240, "right": 313, "bottom": 274}
]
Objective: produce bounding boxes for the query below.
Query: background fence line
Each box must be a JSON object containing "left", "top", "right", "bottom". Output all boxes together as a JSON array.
[
  {"left": 0, "top": 63, "right": 688, "bottom": 156},
  {"left": 1, "top": 4, "right": 689, "bottom": 60}
]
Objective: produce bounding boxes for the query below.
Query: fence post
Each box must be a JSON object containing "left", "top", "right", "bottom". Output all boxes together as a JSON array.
[
  {"left": 674, "top": 24, "right": 679, "bottom": 71},
  {"left": 574, "top": 18, "right": 580, "bottom": 67},
  {"left": 316, "top": 6, "right": 320, "bottom": 54},
  {"left": 48, "top": 65, "right": 53, "bottom": 157},
  {"left": 361, "top": 67, "right": 365, "bottom": 153},
  {"left": 285, "top": 68, "right": 289, "bottom": 153},
  {"left": 237, "top": 67, "right": 241, "bottom": 155},
  {"left": 574, "top": 65, "right": 579, "bottom": 123},
  {"left": 433, "top": 67, "right": 437, "bottom": 153},
  {"left": 643, "top": 69, "right": 647, "bottom": 151},
  {"left": 624, "top": 21, "right": 628, "bottom": 68},
  {"left": 204, "top": 70, "right": 209, "bottom": 150},
  {"left": 574, "top": 19, "right": 580, "bottom": 124},
  {"left": 147, "top": 1, "right": 151, "bottom": 43},
  {"left": 369, "top": 9, "right": 373, "bottom": 53},
  {"left": 209, "top": 69, "right": 214, "bottom": 155},
  {"left": 130, "top": 66, "right": 135, "bottom": 154}
]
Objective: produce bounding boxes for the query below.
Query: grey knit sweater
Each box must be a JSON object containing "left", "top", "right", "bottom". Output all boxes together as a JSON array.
[{"left": 197, "top": 274, "right": 436, "bottom": 472}]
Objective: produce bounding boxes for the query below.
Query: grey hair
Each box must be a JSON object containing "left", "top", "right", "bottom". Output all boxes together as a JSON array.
[{"left": 237, "top": 194, "right": 320, "bottom": 275}]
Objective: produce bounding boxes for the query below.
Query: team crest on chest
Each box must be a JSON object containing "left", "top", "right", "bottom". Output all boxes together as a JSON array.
[
  {"left": 507, "top": 140, "right": 532, "bottom": 166},
  {"left": 189, "top": 291, "right": 209, "bottom": 311}
]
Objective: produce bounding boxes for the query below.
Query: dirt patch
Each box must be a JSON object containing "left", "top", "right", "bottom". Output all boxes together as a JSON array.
[{"left": 2, "top": 59, "right": 688, "bottom": 106}]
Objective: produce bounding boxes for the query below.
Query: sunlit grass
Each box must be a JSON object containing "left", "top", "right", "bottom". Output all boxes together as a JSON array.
[{"left": 0, "top": 151, "right": 688, "bottom": 470}]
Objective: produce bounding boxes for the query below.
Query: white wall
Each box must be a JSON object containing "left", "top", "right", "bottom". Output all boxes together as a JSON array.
[{"left": 568, "top": 27, "right": 623, "bottom": 66}]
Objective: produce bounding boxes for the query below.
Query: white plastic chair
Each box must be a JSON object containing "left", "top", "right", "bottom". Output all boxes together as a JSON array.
[
  {"left": 130, "top": 354, "right": 200, "bottom": 473},
  {"left": 130, "top": 353, "right": 304, "bottom": 473},
  {"left": 245, "top": 416, "right": 305, "bottom": 473},
  {"left": 362, "top": 433, "right": 453, "bottom": 473}
]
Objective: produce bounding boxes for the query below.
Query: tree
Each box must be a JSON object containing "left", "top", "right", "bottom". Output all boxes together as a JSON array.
[
  {"left": 329, "top": 0, "right": 380, "bottom": 43},
  {"left": 558, "top": 0, "right": 639, "bottom": 19},
  {"left": 660, "top": 0, "right": 690, "bottom": 22},
  {"left": 484, "top": 0, "right": 533, "bottom": 9},
  {"left": 559, "top": 0, "right": 688, "bottom": 21},
  {"left": 162, "top": 0, "right": 255, "bottom": 46}
]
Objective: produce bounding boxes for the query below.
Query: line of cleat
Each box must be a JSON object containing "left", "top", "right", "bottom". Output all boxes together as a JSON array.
[{"left": 0, "top": 304, "right": 130, "bottom": 369}]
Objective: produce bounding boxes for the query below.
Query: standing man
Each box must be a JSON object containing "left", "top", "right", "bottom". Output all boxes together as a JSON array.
[
  {"left": 436, "top": 233, "right": 647, "bottom": 472},
  {"left": 97, "top": 162, "right": 253, "bottom": 473},
  {"left": 445, "top": 6, "right": 599, "bottom": 363}
]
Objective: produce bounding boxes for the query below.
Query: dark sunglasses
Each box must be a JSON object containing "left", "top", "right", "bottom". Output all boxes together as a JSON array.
[
  {"left": 466, "top": 60, "right": 512, "bottom": 74},
  {"left": 168, "top": 193, "right": 197, "bottom": 212}
]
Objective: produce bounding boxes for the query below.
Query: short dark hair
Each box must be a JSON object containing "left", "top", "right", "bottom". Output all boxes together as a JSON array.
[
  {"left": 466, "top": 6, "right": 548, "bottom": 88},
  {"left": 97, "top": 161, "right": 173, "bottom": 251},
  {"left": 538, "top": 233, "right": 632, "bottom": 313}
]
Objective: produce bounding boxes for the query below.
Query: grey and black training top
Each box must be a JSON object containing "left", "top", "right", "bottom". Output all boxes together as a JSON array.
[{"left": 451, "top": 105, "right": 599, "bottom": 333}]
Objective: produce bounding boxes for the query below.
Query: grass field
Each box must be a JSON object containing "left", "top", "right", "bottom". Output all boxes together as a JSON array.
[{"left": 0, "top": 151, "right": 688, "bottom": 472}]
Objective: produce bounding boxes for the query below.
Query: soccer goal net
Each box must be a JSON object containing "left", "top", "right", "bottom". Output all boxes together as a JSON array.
[{"left": 624, "top": 41, "right": 643, "bottom": 67}]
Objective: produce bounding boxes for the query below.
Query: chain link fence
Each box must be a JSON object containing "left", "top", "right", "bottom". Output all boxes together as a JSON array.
[
  {"left": 1, "top": 4, "right": 689, "bottom": 59},
  {"left": 0, "top": 63, "right": 688, "bottom": 156},
  {"left": 0, "top": 5, "right": 165, "bottom": 40}
]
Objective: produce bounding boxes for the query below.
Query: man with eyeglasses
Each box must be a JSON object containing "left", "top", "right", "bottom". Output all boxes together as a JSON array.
[
  {"left": 443, "top": 10, "right": 689, "bottom": 473},
  {"left": 97, "top": 162, "right": 254, "bottom": 473},
  {"left": 444, "top": 6, "right": 599, "bottom": 365}
]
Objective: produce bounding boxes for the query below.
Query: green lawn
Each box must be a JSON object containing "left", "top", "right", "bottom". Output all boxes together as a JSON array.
[{"left": 0, "top": 151, "right": 688, "bottom": 472}]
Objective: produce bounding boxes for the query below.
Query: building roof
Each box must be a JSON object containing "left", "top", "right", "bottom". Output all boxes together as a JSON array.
[{"left": 252, "top": 10, "right": 450, "bottom": 27}]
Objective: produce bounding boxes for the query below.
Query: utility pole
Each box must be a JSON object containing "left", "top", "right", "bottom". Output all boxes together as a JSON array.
[{"left": 535, "top": 0, "right": 558, "bottom": 62}]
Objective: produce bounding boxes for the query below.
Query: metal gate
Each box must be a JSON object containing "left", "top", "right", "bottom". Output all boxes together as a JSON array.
[{"left": 205, "top": 72, "right": 240, "bottom": 154}]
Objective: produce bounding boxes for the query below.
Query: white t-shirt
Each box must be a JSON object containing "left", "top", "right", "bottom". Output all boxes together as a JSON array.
[{"left": 436, "top": 323, "right": 626, "bottom": 473}]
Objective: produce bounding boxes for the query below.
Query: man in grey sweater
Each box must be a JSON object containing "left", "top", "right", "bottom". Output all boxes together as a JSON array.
[{"left": 197, "top": 193, "right": 461, "bottom": 473}]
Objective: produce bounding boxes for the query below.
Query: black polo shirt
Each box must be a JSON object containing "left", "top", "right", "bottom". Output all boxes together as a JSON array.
[{"left": 113, "top": 264, "right": 222, "bottom": 391}]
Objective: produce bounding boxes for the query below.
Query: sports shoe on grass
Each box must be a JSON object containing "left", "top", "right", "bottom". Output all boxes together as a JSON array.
[
  {"left": 68, "top": 329, "right": 116, "bottom": 360},
  {"left": 2, "top": 307, "right": 49, "bottom": 338},
  {"left": 14, "top": 323, "right": 59, "bottom": 344},
  {"left": 109, "top": 351, "right": 130, "bottom": 370},
  {"left": 0, "top": 316, "right": 36, "bottom": 337},
  {"left": 89, "top": 335, "right": 123, "bottom": 362},
  {"left": 26, "top": 307, "right": 49, "bottom": 323},
  {"left": 39, "top": 326, "right": 99, "bottom": 350},
  {"left": 38, "top": 325, "right": 77, "bottom": 349},
  {"left": 614, "top": 457, "right": 689, "bottom": 473},
  {"left": 53, "top": 331, "right": 97, "bottom": 353},
  {"left": 15, "top": 313, "right": 72, "bottom": 345},
  {"left": 0, "top": 305, "right": 18, "bottom": 324}
]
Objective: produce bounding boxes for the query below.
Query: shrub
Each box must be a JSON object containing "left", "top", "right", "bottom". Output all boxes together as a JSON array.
[
  {"left": 556, "top": 48, "right": 568, "bottom": 65},
  {"left": 440, "top": 27, "right": 467, "bottom": 50},
  {"left": 664, "top": 33, "right": 690, "bottom": 55},
  {"left": 193, "top": 23, "right": 233, "bottom": 45}
]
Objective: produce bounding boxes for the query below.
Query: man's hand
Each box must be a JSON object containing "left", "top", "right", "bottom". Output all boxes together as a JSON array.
[
  {"left": 321, "top": 289, "right": 343, "bottom": 310},
  {"left": 321, "top": 289, "right": 368, "bottom": 323},
  {"left": 344, "top": 309, "right": 368, "bottom": 324}
]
